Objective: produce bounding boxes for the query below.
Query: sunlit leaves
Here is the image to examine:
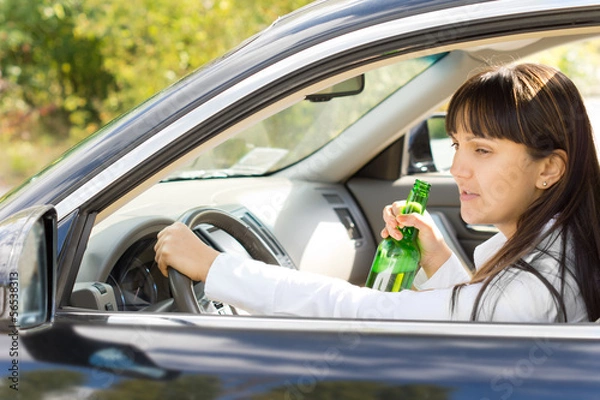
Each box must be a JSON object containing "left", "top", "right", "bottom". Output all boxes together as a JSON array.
[{"left": 0, "top": 0, "right": 312, "bottom": 187}]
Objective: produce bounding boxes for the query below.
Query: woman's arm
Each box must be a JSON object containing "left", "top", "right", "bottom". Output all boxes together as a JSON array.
[
  {"left": 204, "top": 252, "right": 470, "bottom": 319},
  {"left": 205, "top": 253, "right": 574, "bottom": 322},
  {"left": 414, "top": 252, "right": 471, "bottom": 290},
  {"left": 154, "top": 222, "right": 568, "bottom": 322}
]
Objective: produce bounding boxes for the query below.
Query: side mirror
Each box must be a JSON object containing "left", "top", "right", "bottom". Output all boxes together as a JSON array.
[
  {"left": 407, "top": 113, "right": 449, "bottom": 174},
  {"left": 0, "top": 205, "right": 56, "bottom": 333},
  {"left": 305, "top": 75, "right": 365, "bottom": 102}
]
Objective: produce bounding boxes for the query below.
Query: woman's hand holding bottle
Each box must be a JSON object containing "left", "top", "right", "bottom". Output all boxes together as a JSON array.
[{"left": 381, "top": 201, "right": 452, "bottom": 278}]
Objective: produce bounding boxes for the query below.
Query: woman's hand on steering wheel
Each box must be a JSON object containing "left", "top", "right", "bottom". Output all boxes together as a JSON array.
[{"left": 154, "top": 221, "right": 220, "bottom": 282}]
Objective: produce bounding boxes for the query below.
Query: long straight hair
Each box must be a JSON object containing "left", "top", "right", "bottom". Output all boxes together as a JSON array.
[{"left": 446, "top": 63, "right": 600, "bottom": 321}]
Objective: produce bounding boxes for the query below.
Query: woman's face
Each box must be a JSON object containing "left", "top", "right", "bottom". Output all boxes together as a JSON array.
[{"left": 449, "top": 130, "right": 545, "bottom": 237}]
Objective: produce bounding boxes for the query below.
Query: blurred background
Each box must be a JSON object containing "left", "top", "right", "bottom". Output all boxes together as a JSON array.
[
  {"left": 0, "top": 0, "right": 312, "bottom": 194},
  {"left": 1, "top": 0, "right": 599, "bottom": 196}
]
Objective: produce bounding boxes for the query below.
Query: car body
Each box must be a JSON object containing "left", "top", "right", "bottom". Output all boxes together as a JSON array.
[{"left": 1, "top": 0, "right": 600, "bottom": 398}]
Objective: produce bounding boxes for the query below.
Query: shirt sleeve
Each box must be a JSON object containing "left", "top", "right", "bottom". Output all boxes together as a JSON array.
[
  {"left": 204, "top": 252, "right": 563, "bottom": 322},
  {"left": 205, "top": 253, "right": 475, "bottom": 320},
  {"left": 413, "top": 252, "right": 471, "bottom": 290}
]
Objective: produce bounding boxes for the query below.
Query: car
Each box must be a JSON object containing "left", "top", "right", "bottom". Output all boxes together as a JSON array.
[{"left": 1, "top": 0, "right": 600, "bottom": 398}]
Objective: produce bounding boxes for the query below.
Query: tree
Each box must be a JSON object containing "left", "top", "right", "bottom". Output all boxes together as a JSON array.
[
  {"left": 0, "top": 0, "right": 115, "bottom": 141},
  {"left": 0, "top": 0, "right": 312, "bottom": 188},
  {"left": 80, "top": 0, "right": 314, "bottom": 122}
]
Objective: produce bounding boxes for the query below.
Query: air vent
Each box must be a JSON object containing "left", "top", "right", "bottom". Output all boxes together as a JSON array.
[
  {"left": 323, "top": 193, "right": 344, "bottom": 204},
  {"left": 239, "top": 212, "right": 296, "bottom": 269},
  {"left": 334, "top": 208, "right": 362, "bottom": 240}
]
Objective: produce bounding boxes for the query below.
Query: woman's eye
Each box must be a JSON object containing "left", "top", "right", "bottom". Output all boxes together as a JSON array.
[
  {"left": 450, "top": 142, "right": 459, "bottom": 150},
  {"left": 475, "top": 148, "right": 491, "bottom": 155}
]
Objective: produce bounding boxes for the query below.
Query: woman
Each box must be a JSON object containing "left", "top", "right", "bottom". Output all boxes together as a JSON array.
[{"left": 155, "top": 63, "right": 600, "bottom": 322}]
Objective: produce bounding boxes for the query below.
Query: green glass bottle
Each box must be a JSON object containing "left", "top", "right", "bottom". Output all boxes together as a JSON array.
[{"left": 365, "top": 179, "right": 431, "bottom": 292}]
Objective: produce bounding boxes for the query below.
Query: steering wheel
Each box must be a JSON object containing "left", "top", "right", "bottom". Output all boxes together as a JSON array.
[{"left": 168, "top": 208, "right": 279, "bottom": 314}]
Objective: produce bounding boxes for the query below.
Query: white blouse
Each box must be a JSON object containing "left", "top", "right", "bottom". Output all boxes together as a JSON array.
[{"left": 204, "top": 231, "right": 588, "bottom": 322}]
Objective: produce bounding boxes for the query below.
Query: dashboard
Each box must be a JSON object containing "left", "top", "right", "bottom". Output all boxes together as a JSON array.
[{"left": 72, "top": 177, "right": 377, "bottom": 312}]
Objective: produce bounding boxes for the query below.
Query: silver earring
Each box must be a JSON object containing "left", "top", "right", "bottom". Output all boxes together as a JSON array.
[{"left": 543, "top": 181, "right": 548, "bottom": 187}]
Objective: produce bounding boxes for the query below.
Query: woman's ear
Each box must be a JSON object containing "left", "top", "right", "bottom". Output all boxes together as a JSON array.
[{"left": 537, "top": 149, "right": 567, "bottom": 189}]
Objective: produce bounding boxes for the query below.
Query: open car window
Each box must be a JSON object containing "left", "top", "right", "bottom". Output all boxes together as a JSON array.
[{"left": 80, "top": 34, "right": 600, "bottom": 323}]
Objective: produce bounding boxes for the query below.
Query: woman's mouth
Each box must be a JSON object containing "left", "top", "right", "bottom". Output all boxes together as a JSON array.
[{"left": 460, "top": 190, "right": 479, "bottom": 201}]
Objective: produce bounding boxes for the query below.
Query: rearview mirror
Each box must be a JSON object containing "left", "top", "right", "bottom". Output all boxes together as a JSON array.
[
  {"left": 0, "top": 205, "right": 56, "bottom": 333},
  {"left": 305, "top": 75, "right": 365, "bottom": 102}
]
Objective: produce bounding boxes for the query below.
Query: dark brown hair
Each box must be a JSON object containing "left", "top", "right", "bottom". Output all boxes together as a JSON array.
[{"left": 446, "top": 63, "right": 600, "bottom": 321}]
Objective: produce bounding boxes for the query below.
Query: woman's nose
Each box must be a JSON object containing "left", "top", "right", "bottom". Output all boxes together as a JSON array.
[{"left": 449, "top": 151, "right": 469, "bottom": 179}]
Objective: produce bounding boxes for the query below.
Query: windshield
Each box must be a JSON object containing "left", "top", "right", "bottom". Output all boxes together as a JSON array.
[{"left": 167, "top": 54, "right": 447, "bottom": 180}]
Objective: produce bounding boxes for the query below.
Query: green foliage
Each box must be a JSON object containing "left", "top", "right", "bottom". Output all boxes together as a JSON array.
[
  {"left": 0, "top": 0, "right": 312, "bottom": 188},
  {"left": 523, "top": 38, "right": 600, "bottom": 97},
  {"left": 77, "top": 0, "right": 314, "bottom": 122},
  {"left": 0, "top": 0, "right": 115, "bottom": 136}
]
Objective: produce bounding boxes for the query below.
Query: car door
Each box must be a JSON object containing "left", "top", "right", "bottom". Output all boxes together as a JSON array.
[{"left": 11, "top": 310, "right": 600, "bottom": 399}]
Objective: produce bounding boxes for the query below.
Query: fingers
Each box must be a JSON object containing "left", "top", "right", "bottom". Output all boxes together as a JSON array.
[
  {"left": 381, "top": 200, "right": 437, "bottom": 240},
  {"left": 154, "top": 222, "right": 187, "bottom": 277},
  {"left": 382, "top": 202, "right": 404, "bottom": 240},
  {"left": 380, "top": 201, "right": 452, "bottom": 276},
  {"left": 383, "top": 199, "right": 430, "bottom": 240},
  {"left": 395, "top": 212, "right": 430, "bottom": 233},
  {"left": 382, "top": 201, "right": 405, "bottom": 222},
  {"left": 154, "top": 222, "right": 220, "bottom": 282}
]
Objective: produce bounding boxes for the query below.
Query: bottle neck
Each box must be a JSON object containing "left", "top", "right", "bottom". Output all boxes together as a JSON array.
[
  {"left": 403, "top": 193, "right": 428, "bottom": 213},
  {"left": 398, "top": 183, "right": 430, "bottom": 240}
]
